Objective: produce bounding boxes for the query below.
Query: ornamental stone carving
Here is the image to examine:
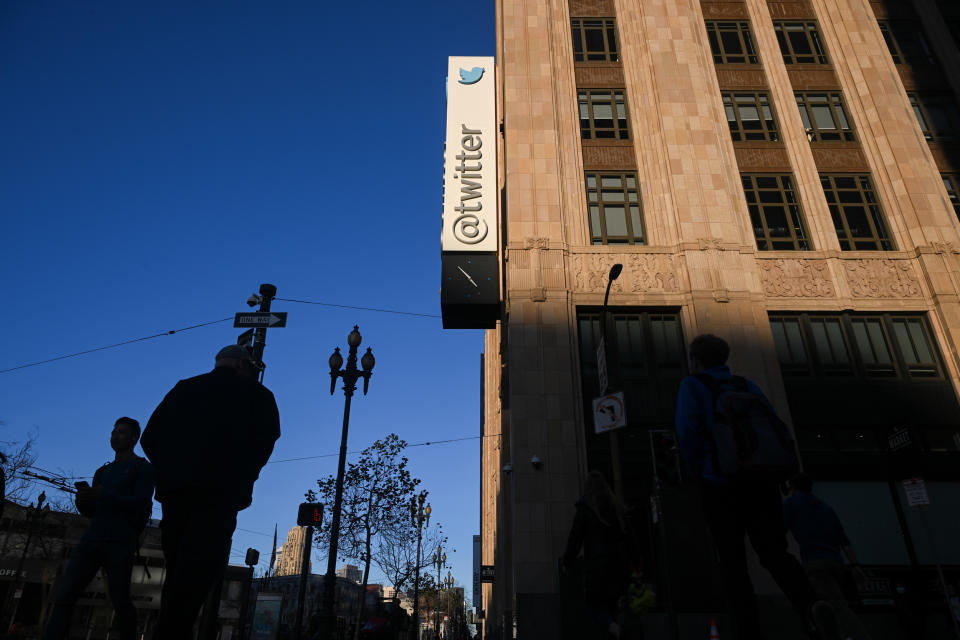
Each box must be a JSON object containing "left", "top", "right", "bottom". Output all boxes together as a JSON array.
[
  {"left": 572, "top": 254, "right": 679, "bottom": 293},
  {"left": 844, "top": 259, "right": 922, "bottom": 298},
  {"left": 582, "top": 145, "right": 637, "bottom": 169},
  {"left": 700, "top": 2, "right": 748, "bottom": 18},
  {"left": 569, "top": 0, "right": 614, "bottom": 16},
  {"left": 715, "top": 69, "right": 768, "bottom": 90},
  {"left": 931, "top": 241, "right": 960, "bottom": 254},
  {"left": 787, "top": 69, "right": 840, "bottom": 91},
  {"left": 698, "top": 237, "right": 724, "bottom": 251},
  {"left": 734, "top": 146, "right": 791, "bottom": 171},
  {"left": 811, "top": 147, "right": 868, "bottom": 171},
  {"left": 523, "top": 237, "right": 549, "bottom": 250},
  {"left": 758, "top": 259, "right": 835, "bottom": 297},
  {"left": 767, "top": 2, "right": 816, "bottom": 19},
  {"left": 575, "top": 66, "right": 626, "bottom": 88}
]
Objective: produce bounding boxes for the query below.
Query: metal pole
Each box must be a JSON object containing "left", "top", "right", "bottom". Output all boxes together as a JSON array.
[
  {"left": 238, "top": 565, "right": 254, "bottom": 640},
  {"left": 253, "top": 283, "right": 277, "bottom": 382},
  {"left": 411, "top": 524, "right": 423, "bottom": 640},
  {"left": 323, "top": 389, "right": 353, "bottom": 638},
  {"left": 295, "top": 525, "right": 314, "bottom": 639},
  {"left": 601, "top": 266, "right": 624, "bottom": 499}
]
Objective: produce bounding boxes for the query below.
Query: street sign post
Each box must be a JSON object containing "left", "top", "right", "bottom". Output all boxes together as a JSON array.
[
  {"left": 596, "top": 337, "right": 608, "bottom": 396},
  {"left": 235, "top": 312, "right": 288, "bottom": 328},
  {"left": 592, "top": 392, "right": 627, "bottom": 434}
]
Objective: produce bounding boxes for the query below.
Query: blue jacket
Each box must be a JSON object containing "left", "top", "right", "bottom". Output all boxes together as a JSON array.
[
  {"left": 674, "top": 365, "right": 770, "bottom": 485},
  {"left": 783, "top": 491, "right": 850, "bottom": 563}
]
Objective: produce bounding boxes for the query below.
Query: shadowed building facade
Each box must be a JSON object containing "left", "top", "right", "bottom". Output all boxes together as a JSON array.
[{"left": 477, "top": 0, "right": 960, "bottom": 638}]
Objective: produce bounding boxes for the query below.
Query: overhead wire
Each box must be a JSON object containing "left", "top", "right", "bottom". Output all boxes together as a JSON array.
[{"left": 1, "top": 295, "right": 441, "bottom": 375}]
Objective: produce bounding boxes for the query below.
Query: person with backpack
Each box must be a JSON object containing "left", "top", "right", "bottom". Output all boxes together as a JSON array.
[
  {"left": 783, "top": 473, "right": 872, "bottom": 640},
  {"left": 43, "top": 417, "right": 155, "bottom": 640},
  {"left": 561, "top": 470, "right": 636, "bottom": 640},
  {"left": 675, "top": 334, "right": 836, "bottom": 640},
  {"left": 142, "top": 344, "right": 280, "bottom": 639}
]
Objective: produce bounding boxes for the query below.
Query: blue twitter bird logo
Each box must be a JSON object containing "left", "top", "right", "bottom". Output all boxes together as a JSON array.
[{"left": 458, "top": 67, "right": 485, "bottom": 84}]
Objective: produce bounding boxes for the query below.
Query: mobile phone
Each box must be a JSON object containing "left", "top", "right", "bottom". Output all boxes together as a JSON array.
[{"left": 74, "top": 481, "right": 90, "bottom": 490}]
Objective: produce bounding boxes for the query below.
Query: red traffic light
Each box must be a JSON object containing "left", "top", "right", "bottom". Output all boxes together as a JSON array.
[{"left": 297, "top": 502, "right": 323, "bottom": 527}]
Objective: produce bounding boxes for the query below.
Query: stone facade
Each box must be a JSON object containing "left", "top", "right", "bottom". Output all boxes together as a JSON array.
[{"left": 480, "top": 0, "right": 960, "bottom": 638}]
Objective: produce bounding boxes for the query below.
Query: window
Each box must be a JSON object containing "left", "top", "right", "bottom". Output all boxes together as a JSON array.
[
  {"left": 770, "top": 312, "right": 943, "bottom": 380},
  {"left": 572, "top": 18, "right": 620, "bottom": 62},
  {"left": 796, "top": 93, "right": 855, "bottom": 142},
  {"left": 723, "top": 93, "right": 779, "bottom": 141},
  {"left": 774, "top": 22, "right": 828, "bottom": 64},
  {"left": 741, "top": 175, "right": 810, "bottom": 250},
  {"left": 908, "top": 93, "right": 960, "bottom": 142},
  {"left": 820, "top": 174, "right": 892, "bottom": 250},
  {"left": 578, "top": 311, "right": 685, "bottom": 384},
  {"left": 706, "top": 22, "right": 759, "bottom": 64},
  {"left": 585, "top": 173, "right": 644, "bottom": 244},
  {"left": 943, "top": 174, "right": 960, "bottom": 220},
  {"left": 578, "top": 90, "right": 630, "bottom": 139},
  {"left": 878, "top": 21, "right": 936, "bottom": 65}
]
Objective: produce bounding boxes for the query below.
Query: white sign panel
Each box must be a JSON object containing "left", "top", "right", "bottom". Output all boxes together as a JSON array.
[
  {"left": 442, "top": 56, "right": 497, "bottom": 253},
  {"left": 902, "top": 477, "right": 930, "bottom": 507},
  {"left": 593, "top": 392, "right": 627, "bottom": 434}
]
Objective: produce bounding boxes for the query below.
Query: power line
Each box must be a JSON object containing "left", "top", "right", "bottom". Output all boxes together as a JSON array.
[
  {"left": 275, "top": 297, "right": 440, "bottom": 319},
  {"left": 266, "top": 434, "right": 492, "bottom": 465},
  {"left": 0, "top": 317, "right": 233, "bottom": 374}
]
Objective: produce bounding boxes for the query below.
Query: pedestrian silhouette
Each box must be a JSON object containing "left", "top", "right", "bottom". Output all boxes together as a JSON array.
[
  {"left": 561, "top": 470, "right": 634, "bottom": 640},
  {"left": 142, "top": 344, "right": 280, "bottom": 639},
  {"left": 674, "top": 334, "right": 837, "bottom": 640},
  {"left": 784, "top": 473, "right": 873, "bottom": 640},
  {"left": 44, "top": 417, "right": 155, "bottom": 640}
]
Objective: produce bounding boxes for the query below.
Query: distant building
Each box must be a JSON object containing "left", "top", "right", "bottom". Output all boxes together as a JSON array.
[
  {"left": 336, "top": 563, "right": 362, "bottom": 583},
  {"left": 253, "top": 573, "right": 363, "bottom": 632},
  {"left": 274, "top": 526, "right": 310, "bottom": 577}
]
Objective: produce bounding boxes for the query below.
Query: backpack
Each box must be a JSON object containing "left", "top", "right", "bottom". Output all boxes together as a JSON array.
[{"left": 694, "top": 374, "right": 798, "bottom": 480}]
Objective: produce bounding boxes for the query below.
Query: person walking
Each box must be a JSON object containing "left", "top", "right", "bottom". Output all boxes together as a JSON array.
[
  {"left": 44, "top": 417, "right": 155, "bottom": 640},
  {"left": 784, "top": 473, "right": 873, "bottom": 640},
  {"left": 561, "top": 470, "right": 635, "bottom": 640},
  {"left": 675, "top": 334, "right": 836, "bottom": 640},
  {"left": 141, "top": 345, "right": 280, "bottom": 639}
]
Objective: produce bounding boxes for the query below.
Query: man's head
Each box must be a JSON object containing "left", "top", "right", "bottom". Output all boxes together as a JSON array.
[
  {"left": 112, "top": 417, "right": 140, "bottom": 453},
  {"left": 688, "top": 333, "right": 730, "bottom": 373},
  {"left": 788, "top": 472, "right": 813, "bottom": 495},
  {"left": 215, "top": 345, "right": 258, "bottom": 379}
]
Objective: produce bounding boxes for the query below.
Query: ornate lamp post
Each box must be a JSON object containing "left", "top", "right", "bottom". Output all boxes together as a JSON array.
[
  {"left": 410, "top": 491, "right": 430, "bottom": 640},
  {"left": 321, "top": 326, "right": 375, "bottom": 640},
  {"left": 432, "top": 545, "right": 446, "bottom": 639}
]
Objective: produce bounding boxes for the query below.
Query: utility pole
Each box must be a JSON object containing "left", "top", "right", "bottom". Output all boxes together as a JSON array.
[{"left": 294, "top": 525, "right": 314, "bottom": 640}]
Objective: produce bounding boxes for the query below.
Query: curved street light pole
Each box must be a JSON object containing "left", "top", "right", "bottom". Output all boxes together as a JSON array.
[{"left": 322, "top": 326, "right": 375, "bottom": 640}]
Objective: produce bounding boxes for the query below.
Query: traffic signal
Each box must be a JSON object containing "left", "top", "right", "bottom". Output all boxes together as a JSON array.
[
  {"left": 244, "top": 548, "right": 260, "bottom": 567},
  {"left": 297, "top": 502, "right": 323, "bottom": 527}
]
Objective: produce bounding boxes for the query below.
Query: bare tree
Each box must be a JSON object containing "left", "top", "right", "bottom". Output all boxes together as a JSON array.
[
  {"left": 306, "top": 434, "right": 420, "bottom": 640},
  {"left": 374, "top": 522, "right": 446, "bottom": 595}
]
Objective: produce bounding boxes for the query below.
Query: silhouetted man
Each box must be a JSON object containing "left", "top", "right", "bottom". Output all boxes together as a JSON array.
[
  {"left": 675, "top": 334, "right": 833, "bottom": 640},
  {"left": 44, "top": 417, "right": 154, "bottom": 640},
  {"left": 784, "top": 474, "right": 872, "bottom": 640},
  {"left": 142, "top": 345, "right": 280, "bottom": 639}
]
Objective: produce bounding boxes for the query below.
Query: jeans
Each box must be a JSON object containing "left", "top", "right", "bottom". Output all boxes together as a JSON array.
[
  {"left": 154, "top": 493, "right": 237, "bottom": 640},
  {"left": 701, "top": 481, "right": 818, "bottom": 640},
  {"left": 43, "top": 538, "right": 138, "bottom": 640},
  {"left": 804, "top": 558, "right": 872, "bottom": 640}
]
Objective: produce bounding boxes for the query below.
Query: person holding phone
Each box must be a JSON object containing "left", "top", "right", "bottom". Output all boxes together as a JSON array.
[{"left": 44, "top": 417, "right": 155, "bottom": 640}]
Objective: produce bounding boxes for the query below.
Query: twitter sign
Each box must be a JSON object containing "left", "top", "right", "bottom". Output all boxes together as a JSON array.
[{"left": 442, "top": 56, "right": 497, "bottom": 254}]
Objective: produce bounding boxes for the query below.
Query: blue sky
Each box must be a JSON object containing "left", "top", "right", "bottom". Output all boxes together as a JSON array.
[{"left": 0, "top": 0, "right": 493, "bottom": 596}]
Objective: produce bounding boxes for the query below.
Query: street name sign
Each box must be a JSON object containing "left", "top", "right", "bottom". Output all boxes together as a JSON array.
[
  {"left": 234, "top": 312, "right": 287, "bottom": 328},
  {"left": 593, "top": 392, "right": 627, "bottom": 434}
]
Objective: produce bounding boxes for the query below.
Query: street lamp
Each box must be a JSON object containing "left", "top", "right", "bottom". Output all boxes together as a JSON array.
[
  {"left": 410, "top": 491, "right": 430, "bottom": 640},
  {"left": 601, "top": 264, "right": 624, "bottom": 498},
  {"left": 321, "top": 326, "right": 375, "bottom": 640},
  {"left": 432, "top": 545, "right": 446, "bottom": 639}
]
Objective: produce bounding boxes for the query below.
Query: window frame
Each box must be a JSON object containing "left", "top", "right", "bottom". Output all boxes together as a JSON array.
[
  {"left": 706, "top": 21, "right": 760, "bottom": 65},
  {"left": 820, "top": 174, "right": 893, "bottom": 251},
  {"left": 585, "top": 172, "right": 645, "bottom": 245},
  {"left": 722, "top": 92, "right": 780, "bottom": 142},
  {"left": 572, "top": 18, "right": 620, "bottom": 63},
  {"left": 769, "top": 312, "right": 945, "bottom": 381},
  {"left": 908, "top": 93, "right": 960, "bottom": 143},
  {"left": 795, "top": 92, "right": 855, "bottom": 142},
  {"left": 943, "top": 174, "right": 960, "bottom": 221},
  {"left": 741, "top": 174, "right": 811, "bottom": 250},
  {"left": 773, "top": 21, "right": 829, "bottom": 65},
  {"left": 878, "top": 20, "right": 936, "bottom": 65},
  {"left": 578, "top": 89, "right": 631, "bottom": 140}
]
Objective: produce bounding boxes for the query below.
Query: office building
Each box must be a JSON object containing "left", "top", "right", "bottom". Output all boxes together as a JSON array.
[
  {"left": 464, "top": 0, "right": 960, "bottom": 638},
  {"left": 337, "top": 563, "right": 362, "bottom": 584},
  {"left": 274, "top": 525, "right": 310, "bottom": 577}
]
